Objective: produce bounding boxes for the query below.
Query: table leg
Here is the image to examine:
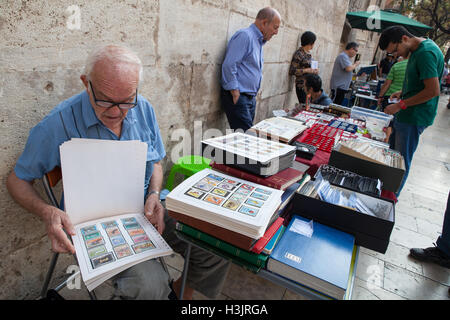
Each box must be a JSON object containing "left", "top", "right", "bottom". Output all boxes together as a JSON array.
[{"left": 179, "top": 243, "right": 191, "bottom": 300}]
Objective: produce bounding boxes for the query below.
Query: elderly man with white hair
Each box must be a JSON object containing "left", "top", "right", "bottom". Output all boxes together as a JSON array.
[{"left": 6, "top": 45, "right": 229, "bottom": 300}]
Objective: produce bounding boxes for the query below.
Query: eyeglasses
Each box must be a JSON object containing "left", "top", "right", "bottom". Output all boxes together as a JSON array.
[
  {"left": 387, "top": 43, "right": 399, "bottom": 56},
  {"left": 89, "top": 81, "right": 138, "bottom": 110}
]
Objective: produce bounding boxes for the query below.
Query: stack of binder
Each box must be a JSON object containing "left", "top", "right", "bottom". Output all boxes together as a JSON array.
[
  {"left": 169, "top": 187, "right": 302, "bottom": 272},
  {"left": 166, "top": 172, "right": 309, "bottom": 270},
  {"left": 167, "top": 133, "right": 307, "bottom": 270},
  {"left": 166, "top": 168, "right": 299, "bottom": 244}
]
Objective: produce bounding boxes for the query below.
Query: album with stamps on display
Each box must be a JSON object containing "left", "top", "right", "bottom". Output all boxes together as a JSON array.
[
  {"left": 165, "top": 168, "right": 284, "bottom": 240},
  {"left": 60, "top": 139, "right": 173, "bottom": 291},
  {"left": 201, "top": 133, "right": 296, "bottom": 176}
]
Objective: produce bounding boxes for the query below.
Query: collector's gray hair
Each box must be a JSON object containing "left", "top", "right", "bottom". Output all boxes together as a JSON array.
[{"left": 83, "top": 45, "right": 143, "bottom": 83}]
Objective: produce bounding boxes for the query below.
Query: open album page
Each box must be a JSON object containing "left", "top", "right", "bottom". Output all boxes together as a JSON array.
[
  {"left": 251, "top": 117, "right": 308, "bottom": 142},
  {"left": 60, "top": 139, "right": 147, "bottom": 226},
  {"left": 72, "top": 212, "right": 173, "bottom": 291}
]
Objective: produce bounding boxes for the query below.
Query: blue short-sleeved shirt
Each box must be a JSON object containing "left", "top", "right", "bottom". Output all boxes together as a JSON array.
[{"left": 14, "top": 91, "right": 166, "bottom": 196}]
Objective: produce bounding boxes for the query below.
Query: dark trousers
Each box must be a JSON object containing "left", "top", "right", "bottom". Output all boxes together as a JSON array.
[
  {"left": 295, "top": 86, "right": 307, "bottom": 104},
  {"left": 220, "top": 88, "right": 256, "bottom": 132},
  {"left": 436, "top": 191, "right": 450, "bottom": 257},
  {"left": 331, "top": 88, "right": 349, "bottom": 105}
]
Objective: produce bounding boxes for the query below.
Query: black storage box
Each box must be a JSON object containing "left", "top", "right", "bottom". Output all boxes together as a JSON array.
[
  {"left": 291, "top": 187, "right": 395, "bottom": 254},
  {"left": 329, "top": 148, "right": 405, "bottom": 193}
]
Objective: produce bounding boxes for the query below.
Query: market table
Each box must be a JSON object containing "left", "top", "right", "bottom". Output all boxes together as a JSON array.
[
  {"left": 174, "top": 229, "right": 360, "bottom": 300},
  {"left": 353, "top": 93, "right": 378, "bottom": 109}
]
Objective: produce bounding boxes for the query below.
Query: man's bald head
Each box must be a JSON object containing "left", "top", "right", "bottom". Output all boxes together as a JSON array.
[
  {"left": 255, "top": 7, "right": 281, "bottom": 42},
  {"left": 256, "top": 7, "right": 281, "bottom": 23}
]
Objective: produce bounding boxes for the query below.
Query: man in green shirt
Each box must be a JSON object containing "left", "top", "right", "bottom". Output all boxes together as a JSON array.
[
  {"left": 376, "top": 56, "right": 408, "bottom": 143},
  {"left": 378, "top": 56, "right": 409, "bottom": 105},
  {"left": 378, "top": 26, "right": 444, "bottom": 196}
]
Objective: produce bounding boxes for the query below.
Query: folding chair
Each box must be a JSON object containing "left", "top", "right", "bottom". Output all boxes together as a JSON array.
[
  {"left": 39, "top": 166, "right": 171, "bottom": 300},
  {"left": 39, "top": 166, "right": 97, "bottom": 300}
]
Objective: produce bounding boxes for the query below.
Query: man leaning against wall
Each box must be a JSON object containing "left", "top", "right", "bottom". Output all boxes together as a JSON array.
[{"left": 220, "top": 7, "right": 281, "bottom": 132}]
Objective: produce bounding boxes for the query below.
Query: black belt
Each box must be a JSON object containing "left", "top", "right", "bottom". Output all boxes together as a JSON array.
[{"left": 241, "top": 92, "right": 255, "bottom": 99}]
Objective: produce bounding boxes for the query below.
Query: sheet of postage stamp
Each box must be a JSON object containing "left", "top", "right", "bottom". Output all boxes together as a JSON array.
[
  {"left": 183, "top": 172, "right": 273, "bottom": 218},
  {"left": 80, "top": 216, "right": 158, "bottom": 269}
]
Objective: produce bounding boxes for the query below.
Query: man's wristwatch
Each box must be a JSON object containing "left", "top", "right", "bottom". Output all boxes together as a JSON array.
[
  {"left": 147, "top": 190, "right": 160, "bottom": 199},
  {"left": 399, "top": 100, "right": 407, "bottom": 110}
]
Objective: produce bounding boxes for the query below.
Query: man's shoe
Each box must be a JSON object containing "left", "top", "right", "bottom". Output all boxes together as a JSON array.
[
  {"left": 409, "top": 246, "right": 450, "bottom": 269},
  {"left": 168, "top": 280, "right": 178, "bottom": 300}
]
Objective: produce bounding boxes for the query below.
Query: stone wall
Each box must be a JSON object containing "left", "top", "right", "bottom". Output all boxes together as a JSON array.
[
  {"left": 0, "top": 0, "right": 385, "bottom": 299},
  {"left": 345, "top": 0, "right": 387, "bottom": 66}
]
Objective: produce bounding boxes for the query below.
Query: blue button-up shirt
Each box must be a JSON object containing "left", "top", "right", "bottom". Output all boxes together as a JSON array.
[
  {"left": 221, "top": 24, "right": 265, "bottom": 95},
  {"left": 14, "top": 91, "right": 166, "bottom": 197},
  {"left": 313, "top": 91, "right": 333, "bottom": 106}
]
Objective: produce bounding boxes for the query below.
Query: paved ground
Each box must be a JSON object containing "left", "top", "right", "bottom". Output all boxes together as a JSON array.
[{"left": 59, "top": 94, "right": 450, "bottom": 300}]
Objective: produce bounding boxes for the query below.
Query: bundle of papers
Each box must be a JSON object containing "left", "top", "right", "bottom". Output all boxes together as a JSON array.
[
  {"left": 166, "top": 169, "right": 284, "bottom": 239},
  {"left": 60, "top": 139, "right": 173, "bottom": 291}
]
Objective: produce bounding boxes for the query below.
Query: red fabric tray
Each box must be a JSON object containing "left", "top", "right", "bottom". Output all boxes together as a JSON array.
[{"left": 297, "top": 124, "right": 343, "bottom": 153}]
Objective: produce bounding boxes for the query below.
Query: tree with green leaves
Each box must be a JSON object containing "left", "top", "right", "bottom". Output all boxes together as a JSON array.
[{"left": 391, "top": 0, "right": 449, "bottom": 61}]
